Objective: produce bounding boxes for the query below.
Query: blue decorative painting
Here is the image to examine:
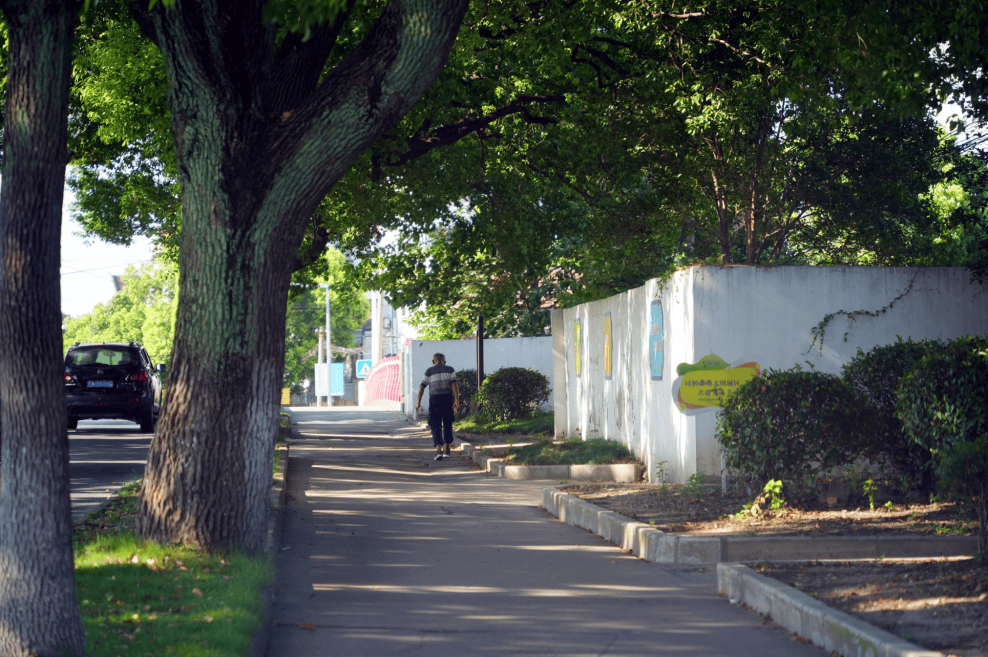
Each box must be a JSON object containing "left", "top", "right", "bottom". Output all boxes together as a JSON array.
[{"left": 650, "top": 300, "right": 663, "bottom": 380}]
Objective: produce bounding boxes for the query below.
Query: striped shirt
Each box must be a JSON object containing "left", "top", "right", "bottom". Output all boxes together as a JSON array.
[{"left": 421, "top": 364, "right": 456, "bottom": 396}]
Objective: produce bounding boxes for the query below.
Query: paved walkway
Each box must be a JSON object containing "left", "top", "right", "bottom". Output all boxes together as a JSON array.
[{"left": 266, "top": 408, "right": 827, "bottom": 657}]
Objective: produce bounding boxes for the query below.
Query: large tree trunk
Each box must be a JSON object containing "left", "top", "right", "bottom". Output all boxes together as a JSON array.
[
  {"left": 0, "top": 1, "right": 86, "bottom": 655},
  {"left": 135, "top": 0, "right": 468, "bottom": 552}
]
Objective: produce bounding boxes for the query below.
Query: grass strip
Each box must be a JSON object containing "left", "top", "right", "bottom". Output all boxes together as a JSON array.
[
  {"left": 454, "top": 410, "right": 554, "bottom": 436},
  {"left": 73, "top": 481, "right": 273, "bottom": 657},
  {"left": 504, "top": 437, "right": 637, "bottom": 466}
]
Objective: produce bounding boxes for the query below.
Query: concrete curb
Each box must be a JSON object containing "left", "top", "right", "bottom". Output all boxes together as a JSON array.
[
  {"left": 542, "top": 487, "right": 979, "bottom": 565},
  {"left": 251, "top": 423, "right": 291, "bottom": 657},
  {"left": 717, "top": 563, "right": 944, "bottom": 657},
  {"left": 266, "top": 441, "right": 289, "bottom": 551},
  {"left": 454, "top": 435, "right": 644, "bottom": 482}
]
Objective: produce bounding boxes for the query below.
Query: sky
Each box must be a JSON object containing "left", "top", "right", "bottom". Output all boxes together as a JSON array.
[{"left": 60, "top": 187, "right": 154, "bottom": 318}]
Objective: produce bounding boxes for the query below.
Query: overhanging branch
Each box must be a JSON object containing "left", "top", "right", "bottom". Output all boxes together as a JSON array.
[{"left": 370, "top": 95, "right": 565, "bottom": 179}]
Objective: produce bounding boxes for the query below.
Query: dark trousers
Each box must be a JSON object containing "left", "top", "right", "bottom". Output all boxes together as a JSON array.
[{"left": 428, "top": 394, "right": 455, "bottom": 447}]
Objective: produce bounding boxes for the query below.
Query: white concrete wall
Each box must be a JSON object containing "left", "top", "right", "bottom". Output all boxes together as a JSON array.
[
  {"left": 554, "top": 266, "right": 988, "bottom": 485},
  {"left": 405, "top": 337, "right": 553, "bottom": 416}
]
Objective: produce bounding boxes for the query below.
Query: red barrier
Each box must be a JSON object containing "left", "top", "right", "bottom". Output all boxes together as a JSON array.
[{"left": 363, "top": 356, "right": 401, "bottom": 406}]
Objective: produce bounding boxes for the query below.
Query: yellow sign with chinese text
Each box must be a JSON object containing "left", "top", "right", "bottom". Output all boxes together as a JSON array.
[
  {"left": 672, "top": 355, "right": 760, "bottom": 413},
  {"left": 574, "top": 318, "right": 582, "bottom": 378}
]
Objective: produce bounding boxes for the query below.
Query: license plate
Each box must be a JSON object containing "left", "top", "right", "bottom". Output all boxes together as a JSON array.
[{"left": 87, "top": 380, "right": 113, "bottom": 388}]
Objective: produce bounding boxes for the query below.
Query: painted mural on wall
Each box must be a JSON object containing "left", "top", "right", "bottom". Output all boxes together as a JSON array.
[
  {"left": 671, "top": 354, "right": 760, "bottom": 415},
  {"left": 574, "top": 318, "right": 582, "bottom": 378},
  {"left": 650, "top": 300, "right": 663, "bottom": 380},
  {"left": 604, "top": 313, "right": 613, "bottom": 380}
]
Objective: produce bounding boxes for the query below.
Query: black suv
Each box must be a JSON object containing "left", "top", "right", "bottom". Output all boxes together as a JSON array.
[{"left": 64, "top": 342, "right": 165, "bottom": 433}]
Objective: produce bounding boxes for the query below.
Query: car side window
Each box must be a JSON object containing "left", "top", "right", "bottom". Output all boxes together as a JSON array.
[{"left": 142, "top": 349, "right": 153, "bottom": 369}]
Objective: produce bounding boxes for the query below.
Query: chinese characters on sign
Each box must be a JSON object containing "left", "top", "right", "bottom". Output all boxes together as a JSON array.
[
  {"left": 330, "top": 362, "right": 344, "bottom": 396},
  {"left": 671, "top": 355, "right": 760, "bottom": 415}
]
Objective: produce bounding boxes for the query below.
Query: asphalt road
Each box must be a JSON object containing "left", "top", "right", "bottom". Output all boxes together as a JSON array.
[{"left": 69, "top": 419, "right": 152, "bottom": 522}]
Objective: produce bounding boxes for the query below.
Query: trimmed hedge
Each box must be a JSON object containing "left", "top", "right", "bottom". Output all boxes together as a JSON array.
[
  {"left": 897, "top": 334, "right": 988, "bottom": 553},
  {"left": 456, "top": 368, "right": 478, "bottom": 416},
  {"left": 475, "top": 367, "right": 550, "bottom": 422},
  {"left": 717, "top": 367, "right": 880, "bottom": 493},
  {"left": 841, "top": 337, "right": 943, "bottom": 493}
]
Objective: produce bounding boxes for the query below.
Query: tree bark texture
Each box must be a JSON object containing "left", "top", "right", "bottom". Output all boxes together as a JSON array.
[
  {"left": 0, "top": 1, "right": 86, "bottom": 655},
  {"left": 135, "top": 0, "right": 468, "bottom": 552}
]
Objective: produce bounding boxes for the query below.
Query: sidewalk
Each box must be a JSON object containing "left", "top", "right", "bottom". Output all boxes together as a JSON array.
[{"left": 265, "top": 408, "right": 827, "bottom": 657}]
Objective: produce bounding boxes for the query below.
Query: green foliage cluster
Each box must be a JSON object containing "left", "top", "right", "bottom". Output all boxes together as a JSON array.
[
  {"left": 505, "top": 437, "right": 634, "bottom": 467},
  {"left": 322, "top": 0, "right": 988, "bottom": 339},
  {"left": 455, "top": 368, "right": 478, "bottom": 416},
  {"left": 62, "top": 260, "right": 178, "bottom": 374},
  {"left": 842, "top": 337, "right": 944, "bottom": 492},
  {"left": 282, "top": 248, "right": 368, "bottom": 394},
  {"left": 896, "top": 335, "right": 988, "bottom": 553},
  {"left": 716, "top": 368, "right": 881, "bottom": 493},
  {"left": 475, "top": 367, "right": 551, "bottom": 422}
]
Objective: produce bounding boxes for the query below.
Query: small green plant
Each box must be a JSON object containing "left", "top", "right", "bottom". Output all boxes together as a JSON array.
[
  {"left": 884, "top": 500, "right": 895, "bottom": 512},
  {"left": 686, "top": 472, "right": 706, "bottom": 501},
  {"left": 863, "top": 478, "right": 877, "bottom": 511},
  {"left": 655, "top": 460, "right": 669, "bottom": 484},
  {"left": 730, "top": 507, "right": 751, "bottom": 522},
  {"left": 763, "top": 479, "right": 785, "bottom": 511}
]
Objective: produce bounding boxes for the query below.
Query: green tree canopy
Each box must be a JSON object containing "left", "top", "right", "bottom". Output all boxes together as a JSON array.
[
  {"left": 62, "top": 259, "right": 178, "bottom": 370},
  {"left": 283, "top": 248, "right": 369, "bottom": 392},
  {"left": 324, "top": 0, "right": 973, "bottom": 334}
]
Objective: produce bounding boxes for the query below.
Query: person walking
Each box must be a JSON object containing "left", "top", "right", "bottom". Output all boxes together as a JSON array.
[{"left": 415, "top": 353, "right": 460, "bottom": 460}]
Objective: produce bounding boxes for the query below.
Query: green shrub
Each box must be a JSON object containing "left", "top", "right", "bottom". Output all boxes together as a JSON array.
[
  {"left": 896, "top": 334, "right": 988, "bottom": 554},
  {"left": 717, "top": 367, "right": 881, "bottom": 493},
  {"left": 456, "top": 368, "right": 478, "bottom": 416},
  {"left": 475, "top": 367, "right": 551, "bottom": 422},
  {"left": 842, "top": 337, "right": 943, "bottom": 493}
]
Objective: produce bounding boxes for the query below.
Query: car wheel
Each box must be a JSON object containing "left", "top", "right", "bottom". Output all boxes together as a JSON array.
[
  {"left": 138, "top": 411, "right": 155, "bottom": 434},
  {"left": 67, "top": 417, "right": 78, "bottom": 430}
]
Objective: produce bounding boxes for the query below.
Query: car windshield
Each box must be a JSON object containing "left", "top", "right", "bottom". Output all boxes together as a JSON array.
[{"left": 66, "top": 347, "right": 134, "bottom": 367}]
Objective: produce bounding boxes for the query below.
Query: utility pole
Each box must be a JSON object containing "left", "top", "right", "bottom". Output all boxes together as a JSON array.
[
  {"left": 319, "top": 284, "right": 332, "bottom": 406},
  {"left": 316, "top": 326, "right": 325, "bottom": 407},
  {"left": 370, "top": 291, "right": 384, "bottom": 363}
]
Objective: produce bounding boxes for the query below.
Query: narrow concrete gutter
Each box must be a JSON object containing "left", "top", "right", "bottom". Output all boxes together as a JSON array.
[
  {"left": 266, "top": 441, "right": 289, "bottom": 551},
  {"left": 717, "top": 563, "right": 944, "bottom": 657},
  {"left": 455, "top": 435, "right": 644, "bottom": 483},
  {"left": 251, "top": 425, "right": 291, "bottom": 657}
]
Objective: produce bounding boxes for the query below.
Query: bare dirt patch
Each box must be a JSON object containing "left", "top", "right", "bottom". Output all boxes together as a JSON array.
[
  {"left": 563, "top": 482, "right": 975, "bottom": 537},
  {"left": 756, "top": 559, "right": 988, "bottom": 657},
  {"left": 563, "top": 482, "right": 985, "bottom": 656}
]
